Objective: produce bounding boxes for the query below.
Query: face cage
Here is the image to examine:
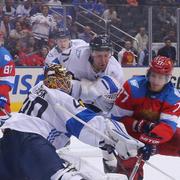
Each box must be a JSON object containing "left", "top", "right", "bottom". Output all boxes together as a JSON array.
[
  {"left": 44, "top": 75, "right": 71, "bottom": 93},
  {"left": 56, "top": 76, "right": 71, "bottom": 93}
]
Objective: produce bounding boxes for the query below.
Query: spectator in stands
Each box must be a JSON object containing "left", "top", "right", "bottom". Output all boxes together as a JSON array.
[
  {"left": 0, "top": 14, "right": 13, "bottom": 39},
  {"left": 163, "top": 30, "right": 177, "bottom": 42},
  {"left": 9, "top": 21, "right": 31, "bottom": 40},
  {"left": 118, "top": 40, "right": 137, "bottom": 66},
  {"left": 40, "top": 45, "right": 49, "bottom": 62},
  {"left": 3, "top": 0, "right": 16, "bottom": 16},
  {"left": 69, "top": 23, "right": 79, "bottom": 39},
  {"left": 30, "top": 4, "right": 56, "bottom": 49},
  {"left": 30, "top": 0, "right": 44, "bottom": 16},
  {"left": 16, "top": 0, "right": 32, "bottom": 17},
  {"left": 102, "top": 5, "right": 121, "bottom": 24},
  {"left": 78, "top": 25, "right": 95, "bottom": 43},
  {"left": 92, "top": 0, "right": 107, "bottom": 16},
  {"left": 157, "top": 38, "right": 176, "bottom": 64},
  {"left": 18, "top": 45, "right": 44, "bottom": 66},
  {"left": 157, "top": 6, "right": 172, "bottom": 26},
  {"left": 133, "top": 26, "right": 148, "bottom": 54},
  {"left": 138, "top": 43, "right": 156, "bottom": 66},
  {"left": 48, "top": 0, "right": 62, "bottom": 5},
  {"left": 0, "top": 4, "right": 3, "bottom": 19}
]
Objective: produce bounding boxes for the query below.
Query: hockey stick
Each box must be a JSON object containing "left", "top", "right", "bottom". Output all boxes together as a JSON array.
[
  {"left": 129, "top": 155, "right": 176, "bottom": 180},
  {"left": 129, "top": 154, "right": 143, "bottom": 180},
  {"left": 55, "top": 103, "right": 115, "bottom": 145},
  {"left": 0, "top": 108, "right": 11, "bottom": 118},
  {"left": 142, "top": 159, "right": 176, "bottom": 180}
]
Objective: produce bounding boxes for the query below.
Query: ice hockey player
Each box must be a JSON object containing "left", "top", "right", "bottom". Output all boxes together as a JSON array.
[
  {"left": 45, "top": 34, "right": 124, "bottom": 113},
  {"left": 45, "top": 29, "right": 88, "bottom": 65},
  {"left": 0, "top": 31, "right": 15, "bottom": 125},
  {"left": 110, "top": 56, "right": 180, "bottom": 179},
  {"left": 0, "top": 64, "right": 144, "bottom": 180}
]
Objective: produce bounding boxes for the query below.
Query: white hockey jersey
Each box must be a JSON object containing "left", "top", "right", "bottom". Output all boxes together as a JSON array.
[
  {"left": 45, "top": 39, "right": 88, "bottom": 65},
  {"left": 46, "top": 44, "right": 124, "bottom": 84},
  {"left": 2, "top": 82, "right": 106, "bottom": 149}
]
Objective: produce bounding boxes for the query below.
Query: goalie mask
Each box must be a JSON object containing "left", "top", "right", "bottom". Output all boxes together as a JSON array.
[{"left": 44, "top": 64, "right": 72, "bottom": 93}]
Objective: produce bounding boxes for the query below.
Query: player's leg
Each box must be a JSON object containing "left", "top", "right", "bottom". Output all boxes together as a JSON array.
[
  {"left": 20, "top": 132, "right": 65, "bottom": 180},
  {"left": 0, "top": 129, "right": 27, "bottom": 180},
  {"left": 157, "top": 127, "right": 180, "bottom": 156},
  {"left": 0, "top": 138, "right": 12, "bottom": 180},
  {"left": 20, "top": 132, "right": 85, "bottom": 180}
]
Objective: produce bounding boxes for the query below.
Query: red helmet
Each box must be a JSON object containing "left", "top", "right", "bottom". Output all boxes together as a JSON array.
[{"left": 149, "top": 56, "right": 173, "bottom": 75}]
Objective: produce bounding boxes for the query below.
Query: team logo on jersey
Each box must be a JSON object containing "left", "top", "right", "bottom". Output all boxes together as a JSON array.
[
  {"left": 130, "top": 79, "right": 139, "bottom": 88},
  {"left": 4, "top": 55, "right": 11, "bottom": 61}
]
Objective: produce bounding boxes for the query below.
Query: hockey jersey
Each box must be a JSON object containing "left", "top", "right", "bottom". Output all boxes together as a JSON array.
[
  {"left": 2, "top": 81, "right": 107, "bottom": 149},
  {"left": 46, "top": 44, "right": 124, "bottom": 84},
  {"left": 110, "top": 76, "right": 180, "bottom": 143},
  {"left": 0, "top": 47, "right": 15, "bottom": 117},
  {"left": 45, "top": 39, "right": 88, "bottom": 65}
]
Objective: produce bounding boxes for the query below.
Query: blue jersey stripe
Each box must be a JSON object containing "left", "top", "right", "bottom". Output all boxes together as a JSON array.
[
  {"left": 66, "top": 109, "right": 96, "bottom": 138},
  {"left": 52, "top": 58, "right": 60, "bottom": 64},
  {"left": 101, "top": 76, "right": 118, "bottom": 93},
  {"left": 160, "top": 119, "right": 177, "bottom": 132},
  {"left": 0, "top": 81, "right": 14, "bottom": 88}
]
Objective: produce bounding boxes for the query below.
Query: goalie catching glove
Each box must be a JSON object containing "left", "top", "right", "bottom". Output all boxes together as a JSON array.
[{"left": 100, "top": 119, "right": 144, "bottom": 160}]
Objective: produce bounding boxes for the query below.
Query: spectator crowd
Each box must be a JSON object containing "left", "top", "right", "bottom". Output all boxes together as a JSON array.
[{"left": 0, "top": 0, "right": 178, "bottom": 67}]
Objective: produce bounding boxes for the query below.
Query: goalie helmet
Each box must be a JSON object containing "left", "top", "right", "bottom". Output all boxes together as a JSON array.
[
  {"left": 44, "top": 64, "right": 72, "bottom": 93},
  {"left": 90, "top": 35, "right": 112, "bottom": 51}
]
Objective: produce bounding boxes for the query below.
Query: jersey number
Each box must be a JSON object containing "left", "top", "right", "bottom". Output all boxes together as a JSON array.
[
  {"left": 118, "top": 88, "right": 129, "bottom": 103},
  {"left": 3, "top": 65, "right": 13, "bottom": 74},
  {"left": 19, "top": 97, "right": 48, "bottom": 118}
]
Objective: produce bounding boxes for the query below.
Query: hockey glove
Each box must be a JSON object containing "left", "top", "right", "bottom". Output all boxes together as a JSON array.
[
  {"left": 133, "top": 119, "right": 155, "bottom": 133},
  {"left": 138, "top": 144, "right": 157, "bottom": 160},
  {"left": 0, "top": 95, "right": 8, "bottom": 109},
  {"left": 103, "top": 119, "right": 144, "bottom": 160},
  {"left": 139, "top": 132, "right": 162, "bottom": 145}
]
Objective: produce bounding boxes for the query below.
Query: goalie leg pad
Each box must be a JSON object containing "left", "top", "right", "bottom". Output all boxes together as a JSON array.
[{"left": 51, "top": 164, "right": 86, "bottom": 180}]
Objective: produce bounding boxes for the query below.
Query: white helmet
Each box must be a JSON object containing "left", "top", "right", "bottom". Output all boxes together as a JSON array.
[{"left": 80, "top": 75, "right": 121, "bottom": 112}]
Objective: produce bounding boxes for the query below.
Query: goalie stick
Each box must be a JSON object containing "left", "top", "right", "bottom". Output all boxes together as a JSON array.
[
  {"left": 129, "top": 155, "right": 176, "bottom": 180},
  {"left": 55, "top": 103, "right": 117, "bottom": 148}
]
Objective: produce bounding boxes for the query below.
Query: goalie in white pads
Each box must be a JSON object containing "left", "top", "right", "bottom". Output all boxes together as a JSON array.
[{"left": 0, "top": 64, "right": 144, "bottom": 180}]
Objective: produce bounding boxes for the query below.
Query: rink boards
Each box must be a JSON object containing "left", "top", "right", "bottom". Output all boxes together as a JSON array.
[{"left": 10, "top": 67, "right": 180, "bottom": 112}]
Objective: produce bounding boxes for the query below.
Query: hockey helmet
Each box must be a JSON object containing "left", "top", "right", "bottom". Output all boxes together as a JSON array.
[
  {"left": 44, "top": 64, "right": 72, "bottom": 93},
  {"left": 54, "top": 29, "right": 71, "bottom": 39},
  {"left": 90, "top": 35, "right": 112, "bottom": 51},
  {"left": 148, "top": 56, "right": 173, "bottom": 75}
]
